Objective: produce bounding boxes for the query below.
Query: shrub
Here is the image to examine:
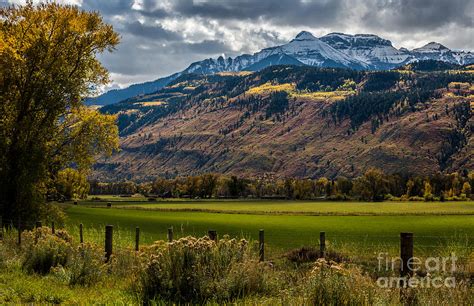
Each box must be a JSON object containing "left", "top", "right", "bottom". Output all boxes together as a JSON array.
[
  {"left": 138, "top": 235, "right": 271, "bottom": 303},
  {"left": 0, "top": 243, "right": 7, "bottom": 269},
  {"left": 307, "top": 259, "right": 393, "bottom": 305},
  {"left": 38, "top": 203, "right": 67, "bottom": 227},
  {"left": 21, "top": 227, "right": 73, "bottom": 274},
  {"left": 408, "top": 196, "right": 425, "bottom": 201},
  {"left": 286, "top": 247, "right": 349, "bottom": 265},
  {"left": 327, "top": 194, "right": 351, "bottom": 201},
  {"left": 108, "top": 247, "right": 142, "bottom": 278},
  {"left": 286, "top": 247, "right": 320, "bottom": 263},
  {"left": 65, "top": 243, "right": 106, "bottom": 286},
  {"left": 216, "top": 260, "right": 276, "bottom": 301}
]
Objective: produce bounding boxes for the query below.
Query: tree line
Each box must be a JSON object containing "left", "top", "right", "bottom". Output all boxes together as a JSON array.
[{"left": 85, "top": 169, "right": 473, "bottom": 202}]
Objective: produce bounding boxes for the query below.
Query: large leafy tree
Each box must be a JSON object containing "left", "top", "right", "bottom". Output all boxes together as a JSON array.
[
  {"left": 0, "top": 2, "right": 120, "bottom": 224},
  {"left": 352, "top": 168, "right": 389, "bottom": 201}
]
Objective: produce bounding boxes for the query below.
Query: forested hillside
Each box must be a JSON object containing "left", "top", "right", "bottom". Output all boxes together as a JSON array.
[{"left": 96, "top": 62, "right": 473, "bottom": 181}]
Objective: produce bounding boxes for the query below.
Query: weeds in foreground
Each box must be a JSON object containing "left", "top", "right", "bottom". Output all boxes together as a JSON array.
[
  {"left": 0, "top": 227, "right": 472, "bottom": 304},
  {"left": 138, "top": 236, "right": 280, "bottom": 303},
  {"left": 21, "top": 228, "right": 73, "bottom": 274}
]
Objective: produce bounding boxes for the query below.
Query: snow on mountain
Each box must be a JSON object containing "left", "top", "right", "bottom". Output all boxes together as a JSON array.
[
  {"left": 270, "top": 31, "right": 367, "bottom": 69},
  {"left": 321, "top": 32, "right": 412, "bottom": 69},
  {"left": 184, "top": 31, "right": 367, "bottom": 75},
  {"left": 90, "top": 31, "right": 474, "bottom": 106},
  {"left": 413, "top": 42, "right": 450, "bottom": 53},
  {"left": 245, "top": 53, "right": 305, "bottom": 71},
  {"left": 451, "top": 51, "right": 474, "bottom": 65},
  {"left": 411, "top": 42, "right": 462, "bottom": 64},
  {"left": 184, "top": 32, "right": 474, "bottom": 76}
]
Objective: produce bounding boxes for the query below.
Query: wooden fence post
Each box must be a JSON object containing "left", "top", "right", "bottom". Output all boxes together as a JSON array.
[
  {"left": 208, "top": 230, "right": 217, "bottom": 241},
  {"left": 35, "top": 221, "right": 42, "bottom": 228},
  {"left": 135, "top": 227, "right": 140, "bottom": 251},
  {"left": 320, "top": 231, "right": 326, "bottom": 258},
  {"left": 400, "top": 232, "right": 414, "bottom": 303},
  {"left": 167, "top": 227, "right": 174, "bottom": 242},
  {"left": 79, "top": 223, "right": 84, "bottom": 243},
  {"left": 400, "top": 232, "right": 414, "bottom": 278},
  {"left": 17, "top": 219, "right": 21, "bottom": 245},
  {"left": 259, "top": 229, "right": 265, "bottom": 262},
  {"left": 51, "top": 222, "right": 55, "bottom": 234},
  {"left": 105, "top": 225, "right": 113, "bottom": 262}
]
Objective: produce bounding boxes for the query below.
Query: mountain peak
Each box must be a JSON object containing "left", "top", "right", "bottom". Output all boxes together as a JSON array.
[
  {"left": 321, "top": 32, "right": 393, "bottom": 47},
  {"left": 294, "top": 31, "right": 317, "bottom": 41},
  {"left": 414, "top": 42, "right": 450, "bottom": 52}
]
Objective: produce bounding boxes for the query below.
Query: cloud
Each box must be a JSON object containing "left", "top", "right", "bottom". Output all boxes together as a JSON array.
[
  {"left": 3, "top": 0, "right": 473, "bottom": 87},
  {"left": 179, "top": 40, "right": 232, "bottom": 54},
  {"left": 170, "top": 0, "right": 346, "bottom": 26},
  {"left": 81, "top": 0, "right": 134, "bottom": 15},
  {"left": 361, "top": 0, "right": 473, "bottom": 31},
  {"left": 124, "top": 21, "right": 182, "bottom": 41}
]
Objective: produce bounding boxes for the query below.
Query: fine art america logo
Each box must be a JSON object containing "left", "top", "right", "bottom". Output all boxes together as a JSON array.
[{"left": 376, "top": 252, "right": 458, "bottom": 288}]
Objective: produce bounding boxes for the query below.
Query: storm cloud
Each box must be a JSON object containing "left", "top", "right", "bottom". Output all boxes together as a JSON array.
[{"left": 4, "top": 0, "right": 474, "bottom": 88}]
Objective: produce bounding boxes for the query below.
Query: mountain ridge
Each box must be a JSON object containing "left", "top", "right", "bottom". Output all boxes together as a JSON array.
[{"left": 88, "top": 31, "right": 474, "bottom": 106}]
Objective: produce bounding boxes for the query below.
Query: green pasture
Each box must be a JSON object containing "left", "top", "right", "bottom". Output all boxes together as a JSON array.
[
  {"left": 80, "top": 199, "right": 474, "bottom": 215},
  {"left": 65, "top": 200, "right": 474, "bottom": 257}
]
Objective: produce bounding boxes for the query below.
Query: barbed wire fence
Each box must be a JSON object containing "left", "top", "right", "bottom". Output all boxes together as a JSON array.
[{"left": 1, "top": 216, "right": 473, "bottom": 256}]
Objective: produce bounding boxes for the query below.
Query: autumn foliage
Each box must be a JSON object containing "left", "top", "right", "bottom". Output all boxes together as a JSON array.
[{"left": 0, "top": 2, "right": 120, "bottom": 223}]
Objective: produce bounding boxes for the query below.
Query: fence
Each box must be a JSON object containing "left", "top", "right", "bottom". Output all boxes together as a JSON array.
[{"left": 3, "top": 216, "right": 470, "bottom": 279}]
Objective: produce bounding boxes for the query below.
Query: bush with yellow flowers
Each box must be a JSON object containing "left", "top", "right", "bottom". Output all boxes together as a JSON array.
[
  {"left": 307, "top": 258, "right": 395, "bottom": 305},
  {"left": 138, "top": 235, "right": 276, "bottom": 303},
  {"left": 21, "top": 227, "right": 73, "bottom": 274}
]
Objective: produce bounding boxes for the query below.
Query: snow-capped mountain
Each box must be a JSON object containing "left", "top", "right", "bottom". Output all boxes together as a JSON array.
[
  {"left": 183, "top": 31, "right": 474, "bottom": 76},
  {"left": 412, "top": 42, "right": 474, "bottom": 65},
  {"left": 254, "top": 31, "right": 368, "bottom": 69},
  {"left": 320, "top": 32, "right": 412, "bottom": 69},
  {"left": 89, "top": 31, "right": 474, "bottom": 106},
  {"left": 183, "top": 31, "right": 368, "bottom": 75},
  {"left": 245, "top": 54, "right": 305, "bottom": 71}
]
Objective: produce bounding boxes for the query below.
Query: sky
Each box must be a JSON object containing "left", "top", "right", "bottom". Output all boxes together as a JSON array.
[{"left": 2, "top": 0, "right": 474, "bottom": 89}]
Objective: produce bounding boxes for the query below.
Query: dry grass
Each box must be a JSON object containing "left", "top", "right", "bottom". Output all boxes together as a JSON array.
[
  {"left": 448, "top": 82, "right": 470, "bottom": 89},
  {"left": 246, "top": 82, "right": 295, "bottom": 95},
  {"left": 245, "top": 82, "right": 350, "bottom": 102},
  {"left": 1, "top": 226, "right": 472, "bottom": 304},
  {"left": 135, "top": 101, "right": 167, "bottom": 106},
  {"left": 290, "top": 90, "right": 352, "bottom": 101},
  {"left": 216, "top": 71, "right": 253, "bottom": 76}
]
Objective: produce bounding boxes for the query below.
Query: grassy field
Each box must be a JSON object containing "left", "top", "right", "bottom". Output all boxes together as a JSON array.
[
  {"left": 81, "top": 198, "right": 474, "bottom": 215},
  {"left": 2, "top": 199, "right": 473, "bottom": 304},
  {"left": 65, "top": 199, "right": 474, "bottom": 256}
]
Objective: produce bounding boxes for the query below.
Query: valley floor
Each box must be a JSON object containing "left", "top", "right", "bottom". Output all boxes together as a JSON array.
[{"left": 66, "top": 198, "right": 474, "bottom": 253}]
